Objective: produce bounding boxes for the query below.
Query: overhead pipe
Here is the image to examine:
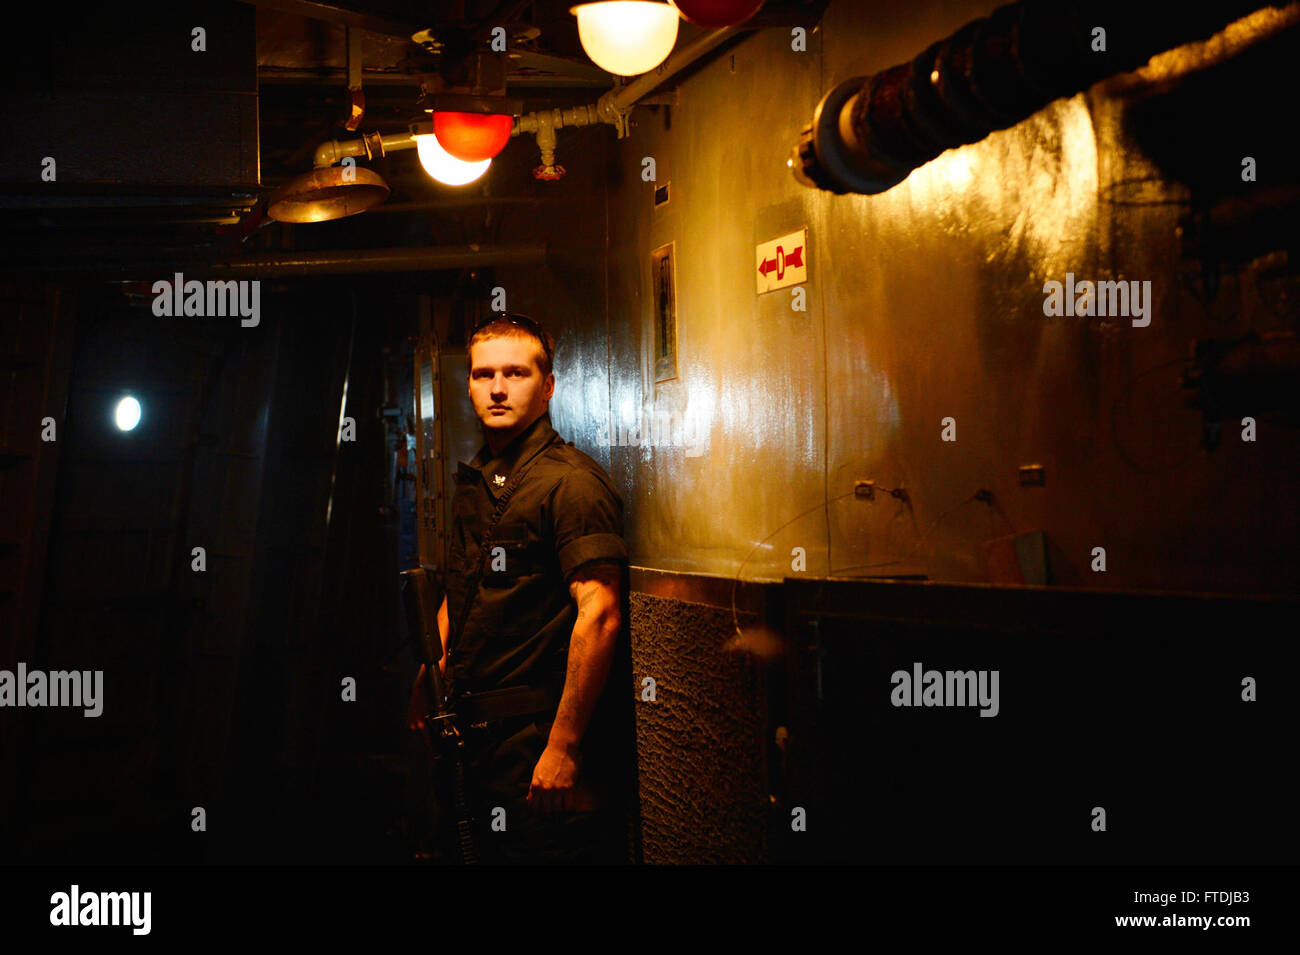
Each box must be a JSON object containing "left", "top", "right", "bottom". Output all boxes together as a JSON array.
[
  {"left": 510, "top": 25, "right": 744, "bottom": 178},
  {"left": 364, "top": 195, "right": 562, "bottom": 214},
  {"left": 7, "top": 244, "right": 548, "bottom": 278},
  {"left": 791, "top": 0, "right": 1289, "bottom": 195},
  {"left": 603, "top": 25, "right": 745, "bottom": 120},
  {"left": 180, "top": 244, "right": 547, "bottom": 277},
  {"left": 306, "top": 26, "right": 747, "bottom": 180},
  {"left": 313, "top": 131, "right": 417, "bottom": 169},
  {"left": 513, "top": 104, "right": 603, "bottom": 180}
]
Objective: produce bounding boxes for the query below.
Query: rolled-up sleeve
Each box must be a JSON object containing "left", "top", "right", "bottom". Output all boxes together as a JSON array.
[{"left": 551, "top": 469, "right": 627, "bottom": 582}]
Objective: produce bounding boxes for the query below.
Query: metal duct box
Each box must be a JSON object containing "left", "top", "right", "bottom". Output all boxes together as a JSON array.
[{"left": 1, "top": 1, "right": 258, "bottom": 200}]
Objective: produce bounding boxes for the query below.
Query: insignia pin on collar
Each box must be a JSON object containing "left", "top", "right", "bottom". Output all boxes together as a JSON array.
[{"left": 493, "top": 473, "right": 506, "bottom": 487}]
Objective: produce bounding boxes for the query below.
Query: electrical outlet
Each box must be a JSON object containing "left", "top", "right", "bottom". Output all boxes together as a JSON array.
[{"left": 1018, "top": 464, "right": 1046, "bottom": 487}]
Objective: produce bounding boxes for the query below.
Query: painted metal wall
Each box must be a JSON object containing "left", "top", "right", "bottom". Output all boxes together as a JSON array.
[{"left": 601, "top": 1, "right": 1299, "bottom": 594}]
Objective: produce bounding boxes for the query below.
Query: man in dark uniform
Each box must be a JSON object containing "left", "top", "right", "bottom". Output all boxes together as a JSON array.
[{"left": 409, "top": 312, "right": 636, "bottom": 864}]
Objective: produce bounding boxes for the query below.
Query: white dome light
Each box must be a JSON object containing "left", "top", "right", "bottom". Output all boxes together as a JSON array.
[
  {"left": 415, "top": 133, "right": 491, "bottom": 186},
  {"left": 571, "top": 2, "right": 680, "bottom": 76},
  {"left": 114, "top": 395, "right": 142, "bottom": 431}
]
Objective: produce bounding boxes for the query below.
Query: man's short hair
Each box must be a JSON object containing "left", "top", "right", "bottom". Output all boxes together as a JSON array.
[{"left": 467, "top": 313, "right": 555, "bottom": 379}]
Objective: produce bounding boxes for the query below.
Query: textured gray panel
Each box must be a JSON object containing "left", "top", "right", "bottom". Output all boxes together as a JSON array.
[
  {"left": 4, "top": 0, "right": 258, "bottom": 188},
  {"left": 2, "top": 92, "right": 259, "bottom": 187},
  {"left": 630, "top": 592, "right": 768, "bottom": 864}
]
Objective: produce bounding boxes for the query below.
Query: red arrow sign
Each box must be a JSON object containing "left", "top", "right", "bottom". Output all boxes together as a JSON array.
[{"left": 758, "top": 244, "right": 804, "bottom": 280}]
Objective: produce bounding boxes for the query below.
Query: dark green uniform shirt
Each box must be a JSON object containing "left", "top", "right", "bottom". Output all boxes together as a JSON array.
[{"left": 444, "top": 410, "right": 628, "bottom": 700}]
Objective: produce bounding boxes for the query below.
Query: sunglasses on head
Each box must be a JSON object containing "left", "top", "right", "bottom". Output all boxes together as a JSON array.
[
  {"left": 472, "top": 312, "right": 552, "bottom": 365},
  {"left": 473, "top": 312, "right": 543, "bottom": 334}
]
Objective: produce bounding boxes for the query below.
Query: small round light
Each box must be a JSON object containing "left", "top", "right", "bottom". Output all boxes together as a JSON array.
[
  {"left": 415, "top": 133, "right": 491, "bottom": 186},
  {"left": 571, "top": 1, "right": 680, "bottom": 76},
  {"left": 433, "top": 112, "right": 514, "bottom": 162},
  {"left": 669, "top": 0, "right": 765, "bottom": 28},
  {"left": 115, "top": 395, "right": 142, "bottom": 431}
]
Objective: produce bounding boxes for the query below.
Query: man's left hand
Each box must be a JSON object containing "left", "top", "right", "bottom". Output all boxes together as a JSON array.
[{"left": 527, "top": 743, "right": 583, "bottom": 813}]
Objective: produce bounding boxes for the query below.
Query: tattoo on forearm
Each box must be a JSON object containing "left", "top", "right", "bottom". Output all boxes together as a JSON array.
[
  {"left": 557, "top": 565, "right": 620, "bottom": 742},
  {"left": 576, "top": 587, "right": 597, "bottom": 623},
  {"left": 556, "top": 632, "right": 588, "bottom": 726}
]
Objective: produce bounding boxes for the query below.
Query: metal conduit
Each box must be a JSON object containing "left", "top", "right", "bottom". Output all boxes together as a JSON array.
[
  {"left": 6, "top": 244, "right": 548, "bottom": 278},
  {"left": 183, "top": 244, "right": 548, "bottom": 277}
]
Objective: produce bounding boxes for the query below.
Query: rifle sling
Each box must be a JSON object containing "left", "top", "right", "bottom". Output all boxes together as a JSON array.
[{"left": 457, "top": 685, "right": 559, "bottom": 723}]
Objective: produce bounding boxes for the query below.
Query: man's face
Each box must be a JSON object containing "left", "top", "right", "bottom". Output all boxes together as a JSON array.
[{"left": 467, "top": 335, "right": 554, "bottom": 443}]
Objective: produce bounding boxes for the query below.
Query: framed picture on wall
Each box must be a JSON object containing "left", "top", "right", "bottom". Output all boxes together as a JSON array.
[{"left": 651, "top": 241, "right": 677, "bottom": 383}]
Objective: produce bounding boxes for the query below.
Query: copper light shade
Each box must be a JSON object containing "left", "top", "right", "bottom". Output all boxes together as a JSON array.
[{"left": 267, "top": 165, "right": 391, "bottom": 223}]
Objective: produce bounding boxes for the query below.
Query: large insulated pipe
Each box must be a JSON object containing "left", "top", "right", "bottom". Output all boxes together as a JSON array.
[{"left": 791, "top": 0, "right": 1287, "bottom": 195}]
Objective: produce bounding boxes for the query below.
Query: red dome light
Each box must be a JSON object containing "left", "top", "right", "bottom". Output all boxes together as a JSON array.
[
  {"left": 432, "top": 112, "right": 514, "bottom": 162},
  {"left": 669, "top": 0, "right": 765, "bottom": 28}
]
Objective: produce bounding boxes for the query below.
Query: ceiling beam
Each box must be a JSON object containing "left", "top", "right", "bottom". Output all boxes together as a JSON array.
[{"left": 235, "top": 0, "right": 420, "bottom": 38}]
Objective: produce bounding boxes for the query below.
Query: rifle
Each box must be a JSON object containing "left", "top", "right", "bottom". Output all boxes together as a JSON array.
[{"left": 400, "top": 567, "right": 478, "bottom": 865}]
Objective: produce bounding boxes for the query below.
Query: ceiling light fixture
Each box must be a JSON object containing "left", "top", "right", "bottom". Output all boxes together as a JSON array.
[
  {"left": 411, "top": 120, "right": 491, "bottom": 186},
  {"left": 570, "top": 1, "right": 680, "bottom": 76},
  {"left": 421, "top": 91, "right": 522, "bottom": 163},
  {"left": 267, "top": 164, "right": 391, "bottom": 223},
  {"left": 434, "top": 111, "right": 514, "bottom": 161}
]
